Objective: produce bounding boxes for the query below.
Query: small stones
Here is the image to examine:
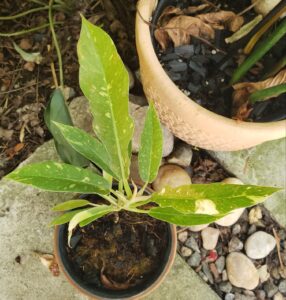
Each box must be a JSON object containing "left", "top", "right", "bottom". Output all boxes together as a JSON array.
[
  {"left": 169, "top": 60, "right": 188, "bottom": 72},
  {"left": 219, "top": 281, "right": 233, "bottom": 293},
  {"left": 180, "top": 246, "right": 193, "bottom": 257},
  {"left": 264, "top": 280, "right": 279, "bottom": 298},
  {"left": 274, "top": 292, "right": 285, "bottom": 300},
  {"left": 152, "top": 164, "right": 191, "bottom": 191},
  {"left": 278, "top": 279, "right": 286, "bottom": 293},
  {"left": 232, "top": 224, "right": 241, "bottom": 235},
  {"left": 167, "top": 142, "right": 193, "bottom": 167},
  {"left": 185, "top": 236, "right": 200, "bottom": 253},
  {"left": 256, "top": 290, "right": 266, "bottom": 300},
  {"left": 226, "top": 252, "right": 259, "bottom": 290},
  {"left": 188, "top": 224, "right": 208, "bottom": 232},
  {"left": 201, "top": 227, "right": 220, "bottom": 250},
  {"left": 225, "top": 293, "right": 235, "bottom": 300},
  {"left": 177, "top": 230, "right": 188, "bottom": 243},
  {"left": 248, "top": 206, "right": 262, "bottom": 224},
  {"left": 202, "top": 262, "right": 214, "bottom": 284},
  {"left": 215, "top": 256, "right": 226, "bottom": 274},
  {"left": 245, "top": 231, "right": 276, "bottom": 259},
  {"left": 187, "top": 251, "right": 201, "bottom": 267},
  {"left": 228, "top": 237, "right": 243, "bottom": 252},
  {"left": 257, "top": 265, "right": 270, "bottom": 283},
  {"left": 174, "top": 44, "right": 195, "bottom": 59}
]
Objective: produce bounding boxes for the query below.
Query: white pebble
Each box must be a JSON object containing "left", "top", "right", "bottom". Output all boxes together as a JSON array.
[{"left": 201, "top": 227, "right": 220, "bottom": 250}]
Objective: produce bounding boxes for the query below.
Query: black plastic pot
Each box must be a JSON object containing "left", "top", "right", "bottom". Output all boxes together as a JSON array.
[{"left": 54, "top": 193, "right": 177, "bottom": 300}]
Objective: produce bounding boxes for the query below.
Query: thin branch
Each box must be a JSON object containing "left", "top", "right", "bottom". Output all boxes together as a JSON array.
[
  {"left": 0, "top": 23, "right": 61, "bottom": 37},
  {"left": 273, "top": 228, "right": 285, "bottom": 271},
  {"left": 0, "top": 6, "right": 49, "bottom": 20},
  {"left": 237, "top": 0, "right": 262, "bottom": 16},
  {"left": 49, "top": 0, "right": 64, "bottom": 88}
]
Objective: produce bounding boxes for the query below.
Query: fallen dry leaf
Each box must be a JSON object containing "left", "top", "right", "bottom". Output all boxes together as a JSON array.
[
  {"left": 37, "top": 253, "right": 60, "bottom": 277},
  {"left": 0, "top": 127, "right": 14, "bottom": 141},
  {"left": 157, "top": 6, "right": 183, "bottom": 27},
  {"left": 184, "top": 4, "right": 210, "bottom": 14},
  {"left": 197, "top": 10, "right": 244, "bottom": 32},
  {"left": 155, "top": 15, "right": 214, "bottom": 49},
  {"left": 232, "top": 69, "right": 286, "bottom": 120},
  {"left": 5, "top": 143, "right": 24, "bottom": 160}
]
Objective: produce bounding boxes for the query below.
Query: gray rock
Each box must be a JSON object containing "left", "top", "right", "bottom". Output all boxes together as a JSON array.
[
  {"left": 167, "top": 142, "right": 193, "bottom": 167},
  {"left": 131, "top": 106, "right": 174, "bottom": 157},
  {"left": 264, "top": 280, "right": 279, "bottom": 298},
  {"left": 187, "top": 252, "right": 201, "bottom": 267},
  {"left": 219, "top": 281, "right": 232, "bottom": 293},
  {"left": 222, "top": 270, "right": 228, "bottom": 281},
  {"left": 225, "top": 293, "right": 235, "bottom": 300},
  {"left": 185, "top": 236, "right": 200, "bottom": 253},
  {"left": 245, "top": 231, "right": 276, "bottom": 259},
  {"left": 232, "top": 224, "right": 241, "bottom": 235},
  {"left": 234, "top": 293, "right": 256, "bottom": 300},
  {"left": 209, "top": 138, "right": 286, "bottom": 228},
  {"left": 247, "top": 224, "right": 257, "bottom": 235},
  {"left": 278, "top": 279, "right": 286, "bottom": 293},
  {"left": 226, "top": 252, "right": 259, "bottom": 290},
  {"left": 228, "top": 237, "right": 243, "bottom": 252},
  {"left": 201, "top": 227, "right": 220, "bottom": 250},
  {"left": 256, "top": 290, "right": 266, "bottom": 300},
  {"left": 69, "top": 96, "right": 93, "bottom": 134},
  {"left": 215, "top": 256, "right": 226, "bottom": 274},
  {"left": 202, "top": 262, "right": 214, "bottom": 284}
]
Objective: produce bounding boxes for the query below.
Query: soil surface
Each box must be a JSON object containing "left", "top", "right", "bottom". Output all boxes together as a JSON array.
[
  {"left": 0, "top": 0, "right": 139, "bottom": 179},
  {"left": 154, "top": 0, "right": 286, "bottom": 121},
  {"left": 66, "top": 205, "right": 169, "bottom": 290}
]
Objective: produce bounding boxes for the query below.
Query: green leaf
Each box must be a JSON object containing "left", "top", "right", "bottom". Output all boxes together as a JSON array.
[
  {"left": 249, "top": 84, "right": 286, "bottom": 104},
  {"left": 52, "top": 199, "right": 92, "bottom": 211},
  {"left": 148, "top": 207, "right": 221, "bottom": 226},
  {"left": 44, "top": 89, "right": 89, "bottom": 167},
  {"left": 149, "top": 183, "right": 279, "bottom": 215},
  {"left": 53, "top": 122, "right": 118, "bottom": 178},
  {"left": 50, "top": 209, "right": 86, "bottom": 226},
  {"left": 78, "top": 17, "right": 134, "bottom": 181},
  {"left": 5, "top": 161, "right": 110, "bottom": 194},
  {"left": 138, "top": 102, "right": 163, "bottom": 183},
  {"left": 68, "top": 205, "right": 114, "bottom": 244}
]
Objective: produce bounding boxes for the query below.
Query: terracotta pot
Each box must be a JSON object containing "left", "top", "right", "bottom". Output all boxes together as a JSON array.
[
  {"left": 54, "top": 209, "right": 177, "bottom": 300},
  {"left": 135, "top": 0, "right": 286, "bottom": 151}
]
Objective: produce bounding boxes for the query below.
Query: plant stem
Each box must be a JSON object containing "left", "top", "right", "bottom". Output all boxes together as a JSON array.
[
  {"left": 230, "top": 18, "right": 286, "bottom": 85},
  {"left": 0, "top": 23, "right": 60, "bottom": 37},
  {"left": 137, "top": 182, "right": 148, "bottom": 197},
  {"left": 100, "top": 194, "right": 118, "bottom": 206},
  {"left": 48, "top": 0, "right": 64, "bottom": 88},
  {"left": 123, "top": 178, "right": 132, "bottom": 199},
  {"left": 0, "top": 6, "right": 50, "bottom": 20},
  {"left": 249, "top": 84, "right": 286, "bottom": 104}
]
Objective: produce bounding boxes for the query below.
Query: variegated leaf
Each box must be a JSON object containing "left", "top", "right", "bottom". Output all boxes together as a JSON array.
[
  {"left": 78, "top": 17, "right": 134, "bottom": 181},
  {"left": 5, "top": 161, "right": 110, "bottom": 194},
  {"left": 138, "top": 102, "right": 163, "bottom": 183}
]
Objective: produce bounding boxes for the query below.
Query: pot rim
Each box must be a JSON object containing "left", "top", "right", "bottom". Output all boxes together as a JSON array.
[
  {"left": 135, "top": 0, "right": 286, "bottom": 131},
  {"left": 54, "top": 211, "right": 177, "bottom": 300}
]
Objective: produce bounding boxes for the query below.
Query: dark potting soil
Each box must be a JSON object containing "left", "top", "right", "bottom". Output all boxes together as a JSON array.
[
  {"left": 155, "top": 0, "right": 286, "bottom": 121},
  {"left": 65, "top": 206, "right": 169, "bottom": 291}
]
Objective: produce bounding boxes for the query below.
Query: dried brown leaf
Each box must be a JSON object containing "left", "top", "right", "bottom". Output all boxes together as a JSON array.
[
  {"left": 38, "top": 253, "right": 60, "bottom": 277},
  {"left": 197, "top": 10, "right": 244, "bottom": 32},
  {"left": 184, "top": 4, "right": 210, "bottom": 14},
  {"left": 154, "top": 29, "right": 170, "bottom": 50},
  {"left": 157, "top": 6, "right": 183, "bottom": 26},
  {"left": 100, "top": 272, "right": 132, "bottom": 290},
  {"left": 232, "top": 69, "right": 286, "bottom": 120},
  {"left": 158, "top": 16, "right": 214, "bottom": 48}
]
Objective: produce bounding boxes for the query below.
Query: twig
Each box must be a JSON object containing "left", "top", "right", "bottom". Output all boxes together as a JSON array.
[
  {"left": 137, "top": 8, "right": 226, "bottom": 54},
  {"left": 49, "top": 0, "right": 64, "bottom": 88},
  {"left": 0, "top": 22, "right": 61, "bottom": 37},
  {"left": 47, "top": 45, "right": 59, "bottom": 88},
  {"left": 0, "top": 81, "right": 45, "bottom": 96},
  {"left": 273, "top": 228, "right": 285, "bottom": 270},
  {"left": 201, "top": 0, "right": 218, "bottom": 10},
  {"left": 237, "top": 0, "right": 262, "bottom": 16}
]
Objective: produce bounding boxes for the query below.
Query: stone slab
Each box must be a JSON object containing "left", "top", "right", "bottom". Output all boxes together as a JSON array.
[
  {"left": 0, "top": 140, "right": 219, "bottom": 300},
  {"left": 209, "top": 138, "right": 286, "bottom": 227}
]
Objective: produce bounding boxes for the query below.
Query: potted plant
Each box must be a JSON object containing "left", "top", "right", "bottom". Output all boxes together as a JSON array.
[
  {"left": 5, "top": 17, "right": 279, "bottom": 299},
  {"left": 135, "top": 0, "right": 286, "bottom": 151}
]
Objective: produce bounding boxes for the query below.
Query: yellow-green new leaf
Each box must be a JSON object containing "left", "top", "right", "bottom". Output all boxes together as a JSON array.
[
  {"left": 50, "top": 209, "right": 86, "bottom": 226},
  {"left": 149, "top": 184, "right": 279, "bottom": 215},
  {"left": 68, "top": 205, "right": 114, "bottom": 244},
  {"left": 52, "top": 199, "right": 92, "bottom": 211},
  {"left": 53, "top": 122, "right": 119, "bottom": 179},
  {"left": 138, "top": 103, "right": 163, "bottom": 183},
  {"left": 5, "top": 161, "right": 110, "bottom": 194},
  {"left": 78, "top": 17, "right": 134, "bottom": 181}
]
